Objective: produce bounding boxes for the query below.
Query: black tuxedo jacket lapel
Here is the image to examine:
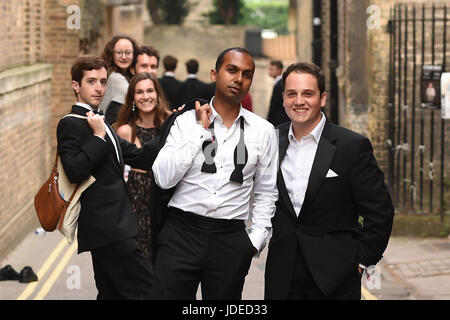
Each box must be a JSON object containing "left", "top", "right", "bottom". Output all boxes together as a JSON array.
[
  {"left": 299, "top": 120, "right": 336, "bottom": 219},
  {"left": 105, "top": 121, "right": 125, "bottom": 170},
  {"left": 277, "top": 123, "right": 297, "bottom": 219}
]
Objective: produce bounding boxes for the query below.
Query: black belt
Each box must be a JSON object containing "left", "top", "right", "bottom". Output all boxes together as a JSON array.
[{"left": 168, "top": 207, "right": 245, "bottom": 235}]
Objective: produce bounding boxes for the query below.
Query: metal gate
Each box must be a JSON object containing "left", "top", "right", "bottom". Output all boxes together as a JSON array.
[{"left": 388, "top": 3, "right": 449, "bottom": 216}]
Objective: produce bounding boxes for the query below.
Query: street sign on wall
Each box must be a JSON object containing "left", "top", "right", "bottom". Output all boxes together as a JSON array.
[{"left": 421, "top": 65, "right": 442, "bottom": 109}]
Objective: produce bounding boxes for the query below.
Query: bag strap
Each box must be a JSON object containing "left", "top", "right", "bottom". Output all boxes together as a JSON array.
[
  {"left": 56, "top": 114, "right": 87, "bottom": 230},
  {"left": 63, "top": 114, "right": 88, "bottom": 120},
  {"left": 58, "top": 113, "right": 87, "bottom": 201}
]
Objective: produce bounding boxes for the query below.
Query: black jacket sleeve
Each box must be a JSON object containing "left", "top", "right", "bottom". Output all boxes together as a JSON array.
[{"left": 57, "top": 117, "right": 109, "bottom": 184}]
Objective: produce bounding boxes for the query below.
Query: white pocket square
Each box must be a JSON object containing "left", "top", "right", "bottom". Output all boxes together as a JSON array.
[{"left": 326, "top": 169, "right": 338, "bottom": 178}]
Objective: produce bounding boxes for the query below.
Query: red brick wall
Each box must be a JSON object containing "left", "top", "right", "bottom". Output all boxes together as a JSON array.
[{"left": 0, "top": 0, "right": 80, "bottom": 258}]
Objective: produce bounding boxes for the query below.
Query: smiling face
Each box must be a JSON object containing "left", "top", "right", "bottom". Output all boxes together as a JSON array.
[
  {"left": 134, "top": 54, "right": 158, "bottom": 77},
  {"left": 283, "top": 71, "right": 327, "bottom": 137},
  {"left": 72, "top": 68, "right": 107, "bottom": 108},
  {"left": 134, "top": 78, "right": 157, "bottom": 114},
  {"left": 113, "top": 38, "right": 134, "bottom": 71},
  {"left": 211, "top": 50, "right": 255, "bottom": 104}
]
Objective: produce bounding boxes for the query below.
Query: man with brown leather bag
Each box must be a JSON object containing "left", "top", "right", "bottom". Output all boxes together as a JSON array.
[
  {"left": 56, "top": 55, "right": 159, "bottom": 300},
  {"left": 56, "top": 55, "right": 210, "bottom": 300}
]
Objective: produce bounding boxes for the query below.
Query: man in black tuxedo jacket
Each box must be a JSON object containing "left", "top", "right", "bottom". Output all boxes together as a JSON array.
[
  {"left": 158, "top": 54, "right": 182, "bottom": 109},
  {"left": 57, "top": 56, "right": 162, "bottom": 300},
  {"left": 266, "top": 60, "right": 289, "bottom": 126},
  {"left": 179, "top": 59, "right": 210, "bottom": 105},
  {"left": 264, "top": 62, "right": 394, "bottom": 300}
]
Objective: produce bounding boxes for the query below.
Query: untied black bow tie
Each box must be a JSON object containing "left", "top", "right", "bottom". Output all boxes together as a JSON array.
[{"left": 201, "top": 117, "right": 248, "bottom": 185}]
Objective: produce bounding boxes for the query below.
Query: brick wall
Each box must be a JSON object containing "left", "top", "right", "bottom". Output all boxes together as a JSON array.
[
  {"left": 0, "top": 0, "right": 80, "bottom": 258},
  {"left": 0, "top": 0, "right": 45, "bottom": 71},
  {"left": 44, "top": 0, "right": 80, "bottom": 157},
  {"left": 0, "top": 64, "right": 53, "bottom": 258}
]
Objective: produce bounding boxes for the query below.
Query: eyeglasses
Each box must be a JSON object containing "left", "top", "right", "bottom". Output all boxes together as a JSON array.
[{"left": 114, "top": 50, "right": 133, "bottom": 57}]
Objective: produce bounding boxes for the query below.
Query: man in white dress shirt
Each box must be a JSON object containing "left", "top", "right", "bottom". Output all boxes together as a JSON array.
[{"left": 151, "top": 47, "right": 279, "bottom": 300}]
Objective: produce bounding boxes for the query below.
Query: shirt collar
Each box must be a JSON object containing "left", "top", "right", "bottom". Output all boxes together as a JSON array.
[
  {"left": 209, "top": 96, "right": 250, "bottom": 126},
  {"left": 274, "top": 75, "right": 283, "bottom": 83},
  {"left": 164, "top": 72, "right": 175, "bottom": 77},
  {"left": 76, "top": 102, "right": 93, "bottom": 111},
  {"left": 76, "top": 102, "right": 104, "bottom": 114},
  {"left": 187, "top": 74, "right": 197, "bottom": 79},
  {"left": 288, "top": 112, "right": 326, "bottom": 144}
]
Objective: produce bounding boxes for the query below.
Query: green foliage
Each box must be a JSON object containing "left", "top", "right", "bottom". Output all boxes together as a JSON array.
[
  {"left": 160, "top": 0, "right": 190, "bottom": 24},
  {"left": 146, "top": 0, "right": 190, "bottom": 25},
  {"left": 207, "top": 0, "right": 244, "bottom": 25},
  {"left": 238, "top": 1, "right": 289, "bottom": 34}
]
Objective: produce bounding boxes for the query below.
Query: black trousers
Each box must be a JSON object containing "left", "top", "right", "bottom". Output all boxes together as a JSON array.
[
  {"left": 91, "top": 238, "right": 154, "bottom": 300},
  {"left": 152, "top": 208, "right": 255, "bottom": 300},
  {"left": 288, "top": 246, "right": 361, "bottom": 300}
]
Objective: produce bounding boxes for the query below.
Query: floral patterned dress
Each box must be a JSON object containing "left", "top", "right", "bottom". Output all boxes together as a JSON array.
[{"left": 127, "top": 125, "right": 159, "bottom": 263}]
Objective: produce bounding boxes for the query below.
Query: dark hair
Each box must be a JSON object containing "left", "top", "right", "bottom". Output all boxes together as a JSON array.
[
  {"left": 185, "top": 59, "right": 199, "bottom": 74},
  {"left": 101, "top": 34, "right": 139, "bottom": 80},
  {"left": 282, "top": 62, "right": 326, "bottom": 96},
  {"left": 215, "top": 47, "right": 253, "bottom": 71},
  {"left": 71, "top": 55, "right": 107, "bottom": 84},
  {"left": 136, "top": 45, "right": 160, "bottom": 66},
  {"left": 114, "top": 72, "right": 169, "bottom": 135},
  {"left": 162, "top": 55, "right": 178, "bottom": 71},
  {"left": 270, "top": 60, "right": 283, "bottom": 70}
]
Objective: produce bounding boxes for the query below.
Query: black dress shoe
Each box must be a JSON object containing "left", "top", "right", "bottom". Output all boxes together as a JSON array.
[
  {"left": 0, "top": 265, "right": 21, "bottom": 281},
  {"left": 19, "top": 266, "right": 38, "bottom": 283}
]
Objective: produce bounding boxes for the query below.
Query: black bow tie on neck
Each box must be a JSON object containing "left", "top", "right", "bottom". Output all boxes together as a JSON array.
[
  {"left": 200, "top": 117, "right": 248, "bottom": 185},
  {"left": 93, "top": 109, "right": 104, "bottom": 115},
  {"left": 201, "top": 122, "right": 217, "bottom": 174}
]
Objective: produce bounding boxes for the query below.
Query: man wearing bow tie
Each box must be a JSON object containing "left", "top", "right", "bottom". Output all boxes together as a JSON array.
[
  {"left": 57, "top": 55, "right": 163, "bottom": 299},
  {"left": 264, "top": 62, "right": 394, "bottom": 300},
  {"left": 151, "top": 47, "right": 279, "bottom": 300}
]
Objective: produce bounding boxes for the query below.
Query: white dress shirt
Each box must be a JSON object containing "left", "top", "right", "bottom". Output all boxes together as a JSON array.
[
  {"left": 152, "top": 98, "right": 279, "bottom": 253},
  {"left": 163, "top": 71, "right": 176, "bottom": 78},
  {"left": 274, "top": 74, "right": 283, "bottom": 84},
  {"left": 281, "top": 112, "right": 326, "bottom": 216},
  {"left": 76, "top": 102, "right": 121, "bottom": 164}
]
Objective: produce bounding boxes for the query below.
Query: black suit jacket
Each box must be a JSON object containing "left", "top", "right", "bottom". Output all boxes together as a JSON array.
[
  {"left": 147, "top": 98, "right": 209, "bottom": 263},
  {"left": 266, "top": 79, "right": 289, "bottom": 126},
  {"left": 264, "top": 119, "right": 394, "bottom": 298},
  {"left": 179, "top": 78, "right": 210, "bottom": 106},
  {"left": 56, "top": 105, "right": 160, "bottom": 253},
  {"left": 158, "top": 75, "right": 182, "bottom": 108}
]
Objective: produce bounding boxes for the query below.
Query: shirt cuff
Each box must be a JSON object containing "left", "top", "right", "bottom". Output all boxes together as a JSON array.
[
  {"left": 247, "top": 229, "right": 268, "bottom": 258},
  {"left": 93, "top": 134, "right": 106, "bottom": 142}
]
